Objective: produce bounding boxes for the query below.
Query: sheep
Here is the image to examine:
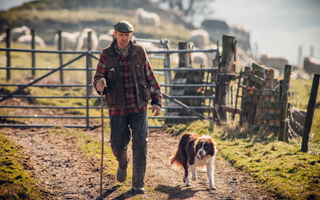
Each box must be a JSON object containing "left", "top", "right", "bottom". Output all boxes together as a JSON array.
[
  {"left": 0, "top": 26, "right": 31, "bottom": 42},
  {"left": 77, "top": 28, "right": 99, "bottom": 51},
  {"left": 0, "top": 33, "right": 6, "bottom": 42},
  {"left": 191, "top": 52, "right": 208, "bottom": 66},
  {"left": 54, "top": 31, "right": 81, "bottom": 50},
  {"left": 260, "top": 54, "right": 290, "bottom": 73},
  {"left": 135, "top": 8, "right": 160, "bottom": 31},
  {"left": 303, "top": 56, "right": 320, "bottom": 74},
  {"left": 135, "top": 41, "right": 159, "bottom": 51},
  {"left": 190, "top": 29, "right": 210, "bottom": 49},
  {"left": 97, "top": 34, "right": 113, "bottom": 50},
  {"left": 17, "top": 35, "right": 46, "bottom": 48},
  {"left": 12, "top": 26, "right": 31, "bottom": 42}
]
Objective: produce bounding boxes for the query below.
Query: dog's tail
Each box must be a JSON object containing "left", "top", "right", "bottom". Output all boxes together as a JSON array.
[{"left": 169, "top": 150, "right": 183, "bottom": 169}]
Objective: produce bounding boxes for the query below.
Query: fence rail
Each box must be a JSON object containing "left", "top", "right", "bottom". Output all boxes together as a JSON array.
[{"left": 0, "top": 45, "right": 219, "bottom": 128}]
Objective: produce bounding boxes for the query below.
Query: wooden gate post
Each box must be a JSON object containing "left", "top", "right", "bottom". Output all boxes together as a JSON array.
[
  {"left": 216, "top": 34, "right": 236, "bottom": 121},
  {"left": 178, "top": 42, "right": 191, "bottom": 68},
  {"left": 301, "top": 74, "right": 320, "bottom": 152},
  {"left": 278, "top": 64, "right": 291, "bottom": 142},
  {"left": 6, "top": 28, "right": 11, "bottom": 81},
  {"left": 57, "top": 30, "right": 64, "bottom": 84},
  {"left": 31, "top": 29, "right": 36, "bottom": 77}
]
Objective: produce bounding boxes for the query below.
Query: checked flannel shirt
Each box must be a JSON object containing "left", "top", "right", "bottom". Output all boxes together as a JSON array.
[{"left": 93, "top": 43, "right": 162, "bottom": 116}]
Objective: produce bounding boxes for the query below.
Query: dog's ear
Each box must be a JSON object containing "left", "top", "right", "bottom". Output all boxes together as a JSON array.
[{"left": 186, "top": 139, "right": 196, "bottom": 165}]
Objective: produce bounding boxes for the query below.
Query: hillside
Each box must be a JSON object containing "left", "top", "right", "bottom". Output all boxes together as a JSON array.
[{"left": 0, "top": 0, "right": 197, "bottom": 47}]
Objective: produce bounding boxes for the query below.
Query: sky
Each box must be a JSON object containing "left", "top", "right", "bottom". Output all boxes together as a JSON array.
[
  {"left": 1, "top": 0, "right": 320, "bottom": 65},
  {"left": 198, "top": 0, "right": 320, "bottom": 65},
  {"left": 0, "top": 0, "right": 30, "bottom": 11}
]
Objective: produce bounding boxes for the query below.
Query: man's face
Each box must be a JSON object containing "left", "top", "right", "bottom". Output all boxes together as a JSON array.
[{"left": 113, "top": 31, "right": 132, "bottom": 49}]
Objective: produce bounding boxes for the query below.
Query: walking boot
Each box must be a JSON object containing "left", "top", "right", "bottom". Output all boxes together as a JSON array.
[
  {"left": 132, "top": 144, "right": 147, "bottom": 193},
  {"left": 112, "top": 147, "right": 128, "bottom": 182}
]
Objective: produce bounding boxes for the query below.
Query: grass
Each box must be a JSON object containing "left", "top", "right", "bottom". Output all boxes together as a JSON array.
[
  {"left": 165, "top": 119, "right": 320, "bottom": 200},
  {"left": 1, "top": 4, "right": 320, "bottom": 197},
  {"left": 0, "top": 133, "right": 43, "bottom": 199},
  {"left": 1, "top": 72, "right": 319, "bottom": 199},
  {"left": 0, "top": 126, "right": 133, "bottom": 199},
  {"left": 0, "top": 6, "right": 191, "bottom": 47}
]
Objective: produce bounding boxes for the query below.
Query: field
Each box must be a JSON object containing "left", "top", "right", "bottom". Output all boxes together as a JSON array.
[
  {"left": 1, "top": 41, "right": 320, "bottom": 199},
  {"left": 1, "top": 1, "right": 320, "bottom": 199}
]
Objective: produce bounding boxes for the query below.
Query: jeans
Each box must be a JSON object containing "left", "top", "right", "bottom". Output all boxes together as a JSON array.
[{"left": 109, "top": 110, "right": 148, "bottom": 188}]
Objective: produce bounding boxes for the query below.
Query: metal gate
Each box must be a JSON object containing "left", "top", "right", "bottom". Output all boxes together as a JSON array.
[{"left": 0, "top": 39, "right": 220, "bottom": 128}]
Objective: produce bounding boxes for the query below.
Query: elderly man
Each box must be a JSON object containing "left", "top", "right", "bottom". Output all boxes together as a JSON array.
[{"left": 93, "top": 20, "right": 162, "bottom": 194}]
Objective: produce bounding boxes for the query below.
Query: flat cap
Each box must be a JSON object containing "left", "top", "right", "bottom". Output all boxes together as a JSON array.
[{"left": 114, "top": 20, "right": 134, "bottom": 33}]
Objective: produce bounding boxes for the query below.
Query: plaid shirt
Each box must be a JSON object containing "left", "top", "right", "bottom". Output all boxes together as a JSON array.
[{"left": 93, "top": 43, "right": 162, "bottom": 116}]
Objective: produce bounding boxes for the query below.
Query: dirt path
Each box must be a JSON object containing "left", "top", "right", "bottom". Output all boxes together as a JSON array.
[
  {"left": 1, "top": 98, "right": 277, "bottom": 199},
  {"left": 1, "top": 126, "right": 276, "bottom": 200}
]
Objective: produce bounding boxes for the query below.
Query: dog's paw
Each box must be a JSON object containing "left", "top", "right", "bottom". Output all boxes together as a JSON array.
[
  {"left": 185, "top": 182, "right": 191, "bottom": 187},
  {"left": 209, "top": 185, "right": 217, "bottom": 190},
  {"left": 191, "top": 176, "right": 197, "bottom": 181}
]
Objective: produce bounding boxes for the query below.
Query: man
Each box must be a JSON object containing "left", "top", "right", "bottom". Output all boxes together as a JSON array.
[{"left": 93, "top": 20, "right": 162, "bottom": 194}]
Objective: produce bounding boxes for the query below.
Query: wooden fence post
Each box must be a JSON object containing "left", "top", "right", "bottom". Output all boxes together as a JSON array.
[
  {"left": 239, "top": 66, "right": 250, "bottom": 126},
  {"left": 278, "top": 64, "right": 291, "bottom": 142},
  {"left": 301, "top": 74, "right": 320, "bottom": 152},
  {"left": 31, "top": 29, "right": 36, "bottom": 77},
  {"left": 58, "top": 30, "right": 64, "bottom": 84},
  {"left": 6, "top": 28, "right": 11, "bottom": 81},
  {"left": 87, "top": 31, "right": 93, "bottom": 94},
  {"left": 216, "top": 34, "right": 235, "bottom": 121},
  {"left": 178, "top": 42, "right": 191, "bottom": 67}
]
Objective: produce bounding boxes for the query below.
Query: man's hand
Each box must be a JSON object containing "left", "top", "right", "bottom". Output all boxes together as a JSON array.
[
  {"left": 152, "top": 104, "right": 161, "bottom": 116},
  {"left": 96, "top": 78, "right": 107, "bottom": 92}
]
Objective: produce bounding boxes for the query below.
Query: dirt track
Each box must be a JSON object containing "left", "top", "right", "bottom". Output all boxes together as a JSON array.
[{"left": 0, "top": 98, "right": 277, "bottom": 199}]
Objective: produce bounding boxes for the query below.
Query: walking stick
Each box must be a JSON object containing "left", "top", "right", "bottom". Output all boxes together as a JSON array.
[{"left": 99, "top": 78, "right": 107, "bottom": 199}]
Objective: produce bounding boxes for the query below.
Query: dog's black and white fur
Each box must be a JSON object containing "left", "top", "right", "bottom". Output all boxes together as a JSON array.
[{"left": 170, "top": 132, "right": 217, "bottom": 189}]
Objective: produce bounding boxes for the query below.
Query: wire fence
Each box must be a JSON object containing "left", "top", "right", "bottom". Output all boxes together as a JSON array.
[{"left": 282, "top": 73, "right": 320, "bottom": 147}]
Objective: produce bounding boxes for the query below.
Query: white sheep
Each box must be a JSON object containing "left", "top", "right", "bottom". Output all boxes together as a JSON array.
[
  {"left": 97, "top": 34, "right": 113, "bottom": 50},
  {"left": 54, "top": 31, "right": 81, "bottom": 50},
  {"left": 135, "top": 41, "right": 160, "bottom": 51},
  {"left": 77, "top": 28, "right": 99, "bottom": 51},
  {"left": 260, "top": 54, "right": 290, "bottom": 73},
  {"left": 190, "top": 29, "right": 210, "bottom": 49},
  {"left": 12, "top": 26, "right": 31, "bottom": 42},
  {"left": 17, "top": 35, "right": 46, "bottom": 48},
  {"left": 303, "top": 56, "right": 320, "bottom": 74},
  {"left": 135, "top": 8, "right": 160, "bottom": 31},
  {"left": 0, "top": 33, "right": 6, "bottom": 42}
]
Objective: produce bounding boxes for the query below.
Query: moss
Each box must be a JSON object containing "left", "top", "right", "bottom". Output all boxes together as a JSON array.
[{"left": 0, "top": 133, "right": 43, "bottom": 199}]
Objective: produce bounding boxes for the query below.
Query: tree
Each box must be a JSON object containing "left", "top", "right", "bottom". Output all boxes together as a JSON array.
[{"left": 155, "top": 0, "right": 215, "bottom": 22}]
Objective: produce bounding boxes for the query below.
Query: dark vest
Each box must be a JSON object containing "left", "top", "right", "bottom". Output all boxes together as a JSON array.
[{"left": 101, "top": 40, "right": 151, "bottom": 110}]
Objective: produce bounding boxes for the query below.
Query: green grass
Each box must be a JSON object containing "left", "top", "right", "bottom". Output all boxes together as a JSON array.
[
  {"left": 166, "top": 119, "right": 320, "bottom": 200},
  {"left": 0, "top": 133, "right": 43, "bottom": 199},
  {"left": 0, "top": 6, "right": 191, "bottom": 47},
  {"left": 1, "top": 5, "right": 320, "bottom": 197}
]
